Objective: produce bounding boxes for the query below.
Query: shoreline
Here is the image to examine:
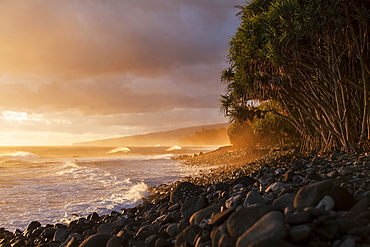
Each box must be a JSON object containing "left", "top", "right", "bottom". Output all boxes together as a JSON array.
[{"left": 2, "top": 147, "right": 370, "bottom": 246}]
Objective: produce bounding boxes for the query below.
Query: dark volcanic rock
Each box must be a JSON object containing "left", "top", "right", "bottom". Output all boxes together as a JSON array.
[
  {"left": 5, "top": 149, "right": 370, "bottom": 247},
  {"left": 272, "top": 193, "right": 295, "bottom": 210},
  {"left": 189, "top": 203, "right": 223, "bottom": 225},
  {"left": 78, "top": 234, "right": 112, "bottom": 247},
  {"left": 181, "top": 195, "right": 207, "bottom": 219},
  {"left": 209, "top": 208, "right": 235, "bottom": 226},
  {"left": 170, "top": 182, "right": 202, "bottom": 204},
  {"left": 328, "top": 186, "right": 357, "bottom": 210},
  {"left": 294, "top": 180, "right": 334, "bottom": 209},
  {"left": 243, "top": 190, "right": 265, "bottom": 206},
  {"left": 236, "top": 211, "right": 287, "bottom": 247},
  {"left": 227, "top": 204, "right": 280, "bottom": 238},
  {"left": 27, "top": 221, "right": 41, "bottom": 231},
  {"left": 230, "top": 176, "right": 257, "bottom": 187},
  {"left": 175, "top": 225, "right": 200, "bottom": 247}
]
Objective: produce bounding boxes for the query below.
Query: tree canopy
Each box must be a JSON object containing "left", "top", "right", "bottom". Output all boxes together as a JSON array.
[{"left": 221, "top": 0, "right": 370, "bottom": 153}]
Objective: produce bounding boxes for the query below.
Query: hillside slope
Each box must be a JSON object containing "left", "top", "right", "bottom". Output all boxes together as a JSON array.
[{"left": 74, "top": 123, "right": 230, "bottom": 147}]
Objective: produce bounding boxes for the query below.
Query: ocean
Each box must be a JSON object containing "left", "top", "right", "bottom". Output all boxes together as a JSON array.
[{"left": 0, "top": 145, "right": 215, "bottom": 232}]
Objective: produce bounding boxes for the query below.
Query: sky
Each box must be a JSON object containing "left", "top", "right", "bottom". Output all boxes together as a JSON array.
[{"left": 0, "top": 0, "right": 244, "bottom": 146}]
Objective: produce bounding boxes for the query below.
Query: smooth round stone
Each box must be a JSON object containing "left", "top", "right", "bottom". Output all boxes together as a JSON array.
[
  {"left": 243, "top": 190, "right": 265, "bottom": 207},
  {"left": 236, "top": 211, "right": 287, "bottom": 247},
  {"left": 26, "top": 221, "right": 41, "bottom": 231},
  {"left": 79, "top": 234, "right": 112, "bottom": 247},
  {"left": 316, "top": 195, "right": 335, "bottom": 211},
  {"left": 265, "top": 182, "right": 287, "bottom": 193},
  {"left": 165, "top": 223, "right": 178, "bottom": 237},
  {"left": 288, "top": 224, "right": 312, "bottom": 243},
  {"left": 285, "top": 211, "right": 312, "bottom": 225},
  {"left": 53, "top": 228, "right": 69, "bottom": 242}
]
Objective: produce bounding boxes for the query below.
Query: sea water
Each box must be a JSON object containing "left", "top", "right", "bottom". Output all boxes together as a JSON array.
[{"left": 0, "top": 146, "right": 214, "bottom": 231}]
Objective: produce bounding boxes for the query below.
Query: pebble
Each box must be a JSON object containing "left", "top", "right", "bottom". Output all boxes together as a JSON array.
[{"left": 3, "top": 149, "right": 370, "bottom": 247}]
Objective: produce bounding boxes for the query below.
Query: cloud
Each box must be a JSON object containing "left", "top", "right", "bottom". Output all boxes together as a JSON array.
[
  {"left": 0, "top": 0, "right": 244, "bottom": 144},
  {"left": 0, "top": 0, "right": 242, "bottom": 78}
]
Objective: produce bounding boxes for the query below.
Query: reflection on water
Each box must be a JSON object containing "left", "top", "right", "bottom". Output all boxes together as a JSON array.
[{"left": 0, "top": 145, "right": 219, "bottom": 231}]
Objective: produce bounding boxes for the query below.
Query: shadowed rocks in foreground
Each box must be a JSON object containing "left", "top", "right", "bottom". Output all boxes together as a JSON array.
[{"left": 2, "top": 150, "right": 370, "bottom": 246}]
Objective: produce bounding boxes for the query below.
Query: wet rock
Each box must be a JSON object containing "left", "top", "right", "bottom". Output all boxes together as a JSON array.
[
  {"left": 225, "top": 194, "right": 244, "bottom": 209},
  {"left": 265, "top": 182, "right": 287, "bottom": 193},
  {"left": 288, "top": 224, "right": 312, "bottom": 243},
  {"left": 227, "top": 204, "right": 280, "bottom": 238},
  {"left": 327, "top": 170, "right": 340, "bottom": 179},
  {"left": 218, "top": 234, "right": 235, "bottom": 247},
  {"left": 349, "top": 197, "right": 370, "bottom": 214},
  {"left": 170, "top": 182, "right": 202, "bottom": 204},
  {"left": 316, "top": 195, "right": 335, "bottom": 211},
  {"left": 87, "top": 212, "right": 99, "bottom": 221},
  {"left": 306, "top": 171, "right": 321, "bottom": 181},
  {"left": 78, "top": 234, "right": 112, "bottom": 247},
  {"left": 243, "top": 190, "right": 265, "bottom": 207},
  {"left": 181, "top": 196, "right": 207, "bottom": 219},
  {"left": 230, "top": 176, "right": 257, "bottom": 187},
  {"left": 175, "top": 225, "right": 200, "bottom": 247},
  {"left": 328, "top": 186, "right": 357, "bottom": 211},
  {"left": 282, "top": 170, "right": 295, "bottom": 183},
  {"left": 155, "top": 237, "right": 172, "bottom": 247},
  {"left": 286, "top": 210, "right": 312, "bottom": 225},
  {"left": 209, "top": 208, "right": 235, "bottom": 226},
  {"left": 211, "top": 224, "right": 226, "bottom": 247},
  {"left": 165, "top": 223, "right": 178, "bottom": 237},
  {"left": 272, "top": 193, "right": 295, "bottom": 210},
  {"left": 337, "top": 237, "right": 356, "bottom": 247},
  {"left": 27, "top": 221, "right": 41, "bottom": 231},
  {"left": 236, "top": 211, "right": 287, "bottom": 247},
  {"left": 189, "top": 203, "right": 223, "bottom": 225},
  {"left": 53, "top": 228, "right": 69, "bottom": 242},
  {"left": 168, "top": 203, "right": 181, "bottom": 212},
  {"left": 106, "top": 236, "right": 123, "bottom": 247},
  {"left": 294, "top": 180, "right": 334, "bottom": 209}
]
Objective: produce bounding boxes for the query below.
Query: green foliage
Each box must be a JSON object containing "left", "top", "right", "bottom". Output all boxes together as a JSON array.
[
  {"left": 227, "top": 121, "right": 260, "bottom": 148},
  {"left": 222, "top": 0, "right": 370, "bottom": 153},
  {"left": 227, "top": 101, "right": 299, "bottom": 147},
  {"left": 251, "top": 102, "right": 300, "bottom": 145}
]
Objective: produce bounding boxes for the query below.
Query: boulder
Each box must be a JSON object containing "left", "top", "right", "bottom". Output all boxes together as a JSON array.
[
  {"left": 27, "top": 221, "right": 41, "bottom": 231},
  {"left": 170, "top": 182, "right": 202, "bottom": 204},
  {"left": 181, "top": 196, "right": 207, "bottom": 219},
  {"left": 175, "top": 225, "right": 200, "bottom": 247},
  {"left": 53, "top": 228, "right": 70, "bottom": 242},
  {"left": 230, "top": 176, "right": 257, "bottom": 187},
  {"left": 294, "top": 180, "right": 334, "bottom": 209},
  {"left": 236, "top": 211, "right": 288, "bottom": 247},
  {"left": 227, "top": 204, "right": 280, "bottom": 238},
  {"left": 189, "top": 203, "right": 223, "bottom": 225},
  {"left": 272, "top": 193, "right": 295, "bottom": 210},
  {"left": 243, "top": 190, "right": 265, "bottom": 207},
  {"left": 79, "top": 234, "right": 112, "bottom": 247}
]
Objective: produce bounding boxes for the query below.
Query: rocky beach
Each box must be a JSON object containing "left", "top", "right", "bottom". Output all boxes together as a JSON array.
[{"left": 2, "top": 147, "right": 370, "bottom": 247}]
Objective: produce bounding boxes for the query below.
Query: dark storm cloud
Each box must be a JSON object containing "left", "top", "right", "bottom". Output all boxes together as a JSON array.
[{"left": 0, "top": 0, "right": 243, "bottom": 115}]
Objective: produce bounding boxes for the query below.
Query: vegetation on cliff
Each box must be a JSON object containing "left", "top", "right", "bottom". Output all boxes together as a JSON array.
[{"left": 221, "top": 0, "right": 370, "bottom": 153}]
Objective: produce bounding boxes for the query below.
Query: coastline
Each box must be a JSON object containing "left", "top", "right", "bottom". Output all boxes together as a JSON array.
[{"left": 2, "top": 147, "right": 370, "bottom": 246}]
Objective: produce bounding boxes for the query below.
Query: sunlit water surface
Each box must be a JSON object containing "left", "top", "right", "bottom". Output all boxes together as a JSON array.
[{"left": 0, "top": 146, "right": 216, "bottom": 231}]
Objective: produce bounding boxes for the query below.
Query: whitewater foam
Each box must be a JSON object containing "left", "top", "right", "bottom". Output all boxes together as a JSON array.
[
  {"left": 0, "top": 146, "right": 217, "bottom": 231},
  {"left": 166, "top": 145, "right": 182, "bottom": 151},
  {"left": 107, "top": 147, "right": 130, "bottom": 154},
  {"left": 0, "top": 151, "right": 40, "bottom": 160}
]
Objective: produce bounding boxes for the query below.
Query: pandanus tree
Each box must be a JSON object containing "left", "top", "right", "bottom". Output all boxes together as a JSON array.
[{"left": 221, "top": 0, "right": 370, "bottom": 153}]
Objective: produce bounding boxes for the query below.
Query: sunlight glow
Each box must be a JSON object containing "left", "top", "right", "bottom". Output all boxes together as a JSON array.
[
  {"left": 1, "top": 111, "right": 72, "bottom": 125},
  {"left": 3, "top": 111, "right": 44, "bottom": 123}
]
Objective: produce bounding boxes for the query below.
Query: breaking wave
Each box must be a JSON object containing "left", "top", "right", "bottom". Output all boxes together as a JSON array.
[
  {"left": 0, "top": 151, "right": 40, "bottom": 160},
  {"left": 107, "top": 147, "right": 131, "bottom": 154}
]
